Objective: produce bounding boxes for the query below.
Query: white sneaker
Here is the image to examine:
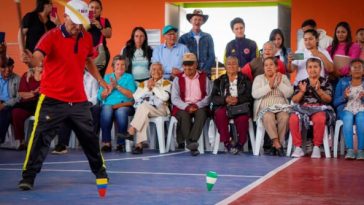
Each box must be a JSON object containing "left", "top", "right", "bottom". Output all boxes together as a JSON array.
[
  {"left": 292, "top": 147, "right": 304, "bottom": 158},
  {"left": 311, "top": 146, "right": 321, "bottom": 158}
]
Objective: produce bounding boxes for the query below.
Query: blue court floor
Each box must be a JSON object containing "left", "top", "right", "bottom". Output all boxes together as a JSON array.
[{"left": 0, "top": 149, "right": 293, "bottom": 205}]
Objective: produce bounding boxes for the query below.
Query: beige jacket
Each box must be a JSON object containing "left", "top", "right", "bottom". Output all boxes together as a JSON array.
[{"left": 251, "top": 74, "right": 293, "bottom": 121}]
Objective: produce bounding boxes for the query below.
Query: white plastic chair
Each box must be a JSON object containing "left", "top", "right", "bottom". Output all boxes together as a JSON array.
[
  {"left": 333, "top": 120, "right": 357, "bottom": 158},
  {"left": 286, "top": 121, "right": 331, "bottom": 158},
  {"left": 147, "top": 116, "right": 170, "bottom": 154},
  {"left": 253, "top": 119, "right": 267, "bottom": 156}
]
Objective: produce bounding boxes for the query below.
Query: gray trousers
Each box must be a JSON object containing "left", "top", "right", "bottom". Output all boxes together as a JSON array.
[{"left": 175, "top": 108, "right": 208, "bottom": 145}]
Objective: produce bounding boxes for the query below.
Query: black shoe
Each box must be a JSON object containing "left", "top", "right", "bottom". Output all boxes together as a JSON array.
[
  {"left": 191, "top": 150, "right": 200, "bottom": 156},
  {"left": 117, "top": 133, "right": 134, "bottom": 141},
  {"left": 276, "top": 147, "right": 285, "bottom": 157},
  {"left": 95, "top": 167, "right": 108, "bottom": 179},
  {"left": 18, "top": 178, "right": 34, "bottom": 191},
  {"left": 101, "top": 145, "right": 112, "bottom": 152},
  {"left": 186, "top": 142, "right": 199, "bottom": 151},
  {"left": 116, "top": 144, "right": 126, "bottom": 153},
  {"left": 132, "top": 146, "right": 143, "bottom": 154},
  {"left": 52, "top": 144, "right": 68, "bottom": 155},
  {"left": 268, "top": 147, "right": 277, "bottom": 156}
]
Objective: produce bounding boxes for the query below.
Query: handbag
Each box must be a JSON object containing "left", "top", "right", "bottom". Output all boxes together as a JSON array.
[
  {"left": 92, "top": 18, "right": 107, "bottom": 70},
  {"left": 93, "top": 44, "right": 107, "bottom": 70},
  {"left": 226, "top": 102, "right": 251, "bottom": 118}
]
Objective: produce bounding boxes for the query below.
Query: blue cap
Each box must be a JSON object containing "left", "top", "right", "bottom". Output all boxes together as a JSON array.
[{"left": 162, "top": 25, "right": 178, "bottom": 35}]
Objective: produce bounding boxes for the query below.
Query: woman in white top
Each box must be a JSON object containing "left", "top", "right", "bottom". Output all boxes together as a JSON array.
[
  {"left": 252, "top": 57, "right": 293, "bottom": 156},
  {"left": 287, "top": 29, "right": 334, "bottom": 85},
  {"left": 121, "top": 27, "right": 153, "bottom": 82}
]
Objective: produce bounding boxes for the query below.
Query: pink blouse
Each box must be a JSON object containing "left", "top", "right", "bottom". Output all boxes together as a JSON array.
[{"left": 327, "top": 42, "right": 361, "bottom": 76}]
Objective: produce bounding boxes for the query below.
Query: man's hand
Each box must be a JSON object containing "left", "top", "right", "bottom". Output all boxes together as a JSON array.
[
  {"left": 0, "top": 103, "right": 5, "bottom": 111},
  {"left": 171, "top": 68, "right": 181, "bottom": 77},
  {"left": 21, "top": 49, "right": 33, "bottom": 64},
  {"left": 186, "top": 104, "right": 198, "bottom": 113}
]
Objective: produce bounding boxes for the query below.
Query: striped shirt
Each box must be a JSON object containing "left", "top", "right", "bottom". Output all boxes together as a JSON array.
[{"left": 259, "top": 88, "right": 286, "bottom": 111}]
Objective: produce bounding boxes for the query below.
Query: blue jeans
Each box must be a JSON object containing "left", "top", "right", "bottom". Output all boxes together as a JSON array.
[
  {"left": 100, "top": 105, "right": 134, "bottom": 145},
  {"left": 339, "top": 110, "right": 364, "bottom": 150}
]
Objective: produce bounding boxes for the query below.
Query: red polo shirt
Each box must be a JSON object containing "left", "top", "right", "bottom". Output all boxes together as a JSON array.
[{"left": 35, "top": 25, "right": 93, "bottom": 102}]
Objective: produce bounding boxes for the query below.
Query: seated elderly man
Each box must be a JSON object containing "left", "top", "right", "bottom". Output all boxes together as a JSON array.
[
  {"left": 0, "top": 57, "right": 20, "bottom": 144},
  {"left": 171, "top": 52, "right": 212, "bottom": 156}
]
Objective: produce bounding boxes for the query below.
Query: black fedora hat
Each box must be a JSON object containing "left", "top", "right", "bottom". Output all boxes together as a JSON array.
[{"left": 186, "top": 9, "right": 209, "bottom": 24}]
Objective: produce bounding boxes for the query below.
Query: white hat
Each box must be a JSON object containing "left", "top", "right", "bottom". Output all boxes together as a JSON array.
[{"left": 65, "top": 0, "right": 90, "bottom": 25}]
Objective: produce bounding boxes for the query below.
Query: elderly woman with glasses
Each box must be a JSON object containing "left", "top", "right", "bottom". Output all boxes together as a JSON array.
[
  {"left": 98, "top": 55, "right": 136, "bottom": 152},
  {"left": 121, "top": 62, "right": 171, "bottom": 154},
  {"left": 334, "top": 59, "right": 364, "bottom": 160}
]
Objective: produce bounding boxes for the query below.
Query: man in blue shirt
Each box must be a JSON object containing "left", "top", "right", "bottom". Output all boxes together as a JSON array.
[
  {"left": 152, "top": 25, "right": 189, "bottom": 79},
  {"left": 179, "top": 9, "right": 215, "bottom": 77},
  {"left": 0, "top": 57, "right": 20, "bottom": 144}
]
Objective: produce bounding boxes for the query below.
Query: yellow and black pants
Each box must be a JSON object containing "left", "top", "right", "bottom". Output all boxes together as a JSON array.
[{"left": 22, "top": 95, "right": 106, "bottom": 179}]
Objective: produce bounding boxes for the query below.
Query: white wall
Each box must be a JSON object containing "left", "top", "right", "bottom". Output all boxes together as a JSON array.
[{"left": 180, "top": 7, "right": 278, "bottom": 64}]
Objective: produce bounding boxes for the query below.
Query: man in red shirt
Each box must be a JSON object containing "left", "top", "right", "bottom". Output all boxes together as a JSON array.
[{"left": 18, "top": 0, "right": 109, "bottom": 191}]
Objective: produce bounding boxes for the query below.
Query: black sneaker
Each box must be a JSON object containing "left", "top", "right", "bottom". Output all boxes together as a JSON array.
[
  {"left": 116, "top": 144, "right": 126, "bottom": 153},
  {"left": 52, "top": 144, "right": 68, "bottom": 155},
  {"left": 95, "top": 168, "right": 108, "bottom": 179},
  {"left": 18, "top": 178, "right": 34, "bottom": 191}
]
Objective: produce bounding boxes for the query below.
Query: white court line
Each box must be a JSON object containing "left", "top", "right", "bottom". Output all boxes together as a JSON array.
[
  {"left": 216, "top": 158, "right": 300, "bottom": 205},
  {"left": 0, "top": 168, "right": 263, "bottom": 178},
  {"left": 0, "top": 150, "right": 188, "bottom": 166}
]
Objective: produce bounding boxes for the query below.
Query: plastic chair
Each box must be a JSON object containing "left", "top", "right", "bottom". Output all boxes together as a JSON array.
[
  {"left": 253, "top": 119, "right": 267, "bottom": 156},
  {"left": 253, "top": 118, "right": 291, "bottom": 156},
  {"left": 147, "top": 116, "right": 170, "bottom": 154},
  {"left": 333, "top": 120, "right": 357, "bottom": 158},
  {"left": 286, "top": 121, "right": 331, "bottom": 158}
]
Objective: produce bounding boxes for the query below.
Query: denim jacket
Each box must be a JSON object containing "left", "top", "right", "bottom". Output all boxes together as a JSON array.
[
  {"left": 334, "top": 76, "right": 364, "bottom": 115},
  {"left": 179, "top": 31, "right": 215, "bottom": 74}
]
